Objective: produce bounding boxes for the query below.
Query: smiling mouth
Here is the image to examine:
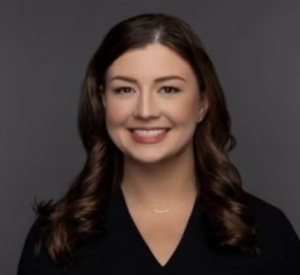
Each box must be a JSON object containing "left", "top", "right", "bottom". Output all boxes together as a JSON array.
[
  {"left": 128, "top": 128, "right": 171, "bottom": 143},
  {"left": 128, "top": 128, "right": 171, "bottom": 132}
]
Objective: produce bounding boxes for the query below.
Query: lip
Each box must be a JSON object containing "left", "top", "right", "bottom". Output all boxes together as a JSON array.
[
  {"left": 128, "top": 127, "right": 171, "bottom": 131},
  {"left": 129, "top": 128, "right": 170, "bottom": 144}
]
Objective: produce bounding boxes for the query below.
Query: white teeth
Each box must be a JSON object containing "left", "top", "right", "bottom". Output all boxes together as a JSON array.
[{"left": 133, "top": 129, "right": 168, "bottom": 136}]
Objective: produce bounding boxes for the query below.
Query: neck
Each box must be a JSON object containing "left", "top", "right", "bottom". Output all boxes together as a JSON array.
[{"left": 120, "top": 144, "right": 199, "bottom": 206}]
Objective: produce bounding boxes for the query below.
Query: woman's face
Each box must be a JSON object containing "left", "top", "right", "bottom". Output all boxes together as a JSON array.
[{"left": 100, "top": 43, "right": 208, "bottom": 164}]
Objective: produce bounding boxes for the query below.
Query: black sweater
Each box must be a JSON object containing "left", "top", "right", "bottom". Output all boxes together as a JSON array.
[{"left": 18, "top": 186, "right": 300, "bottom": 274}]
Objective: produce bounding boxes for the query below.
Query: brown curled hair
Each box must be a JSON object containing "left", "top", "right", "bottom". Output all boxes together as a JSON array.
[{"left": 32, "top": 12, "right": 260, "bottom": 270}]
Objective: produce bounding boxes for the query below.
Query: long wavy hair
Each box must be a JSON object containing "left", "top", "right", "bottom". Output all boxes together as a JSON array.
[{"left": 33, "top": 12, "right": 260, "bottom": 270}]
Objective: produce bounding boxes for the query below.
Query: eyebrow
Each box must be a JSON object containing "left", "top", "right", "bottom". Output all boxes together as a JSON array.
[{"left": 109, "top": 75, "right": 186, "bottom": 84}]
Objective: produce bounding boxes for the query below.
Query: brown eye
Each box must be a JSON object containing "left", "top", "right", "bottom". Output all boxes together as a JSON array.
[
  {"left": 160, "top": 86, "right": 181, "bottom": 94},
  {"left": 113, "top": 87, "right": 133, "bottom": 94}
]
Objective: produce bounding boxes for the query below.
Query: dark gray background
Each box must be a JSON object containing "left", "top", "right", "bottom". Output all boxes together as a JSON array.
[{"left": 1, "top": 1, "right": 299, "bottom": 274}]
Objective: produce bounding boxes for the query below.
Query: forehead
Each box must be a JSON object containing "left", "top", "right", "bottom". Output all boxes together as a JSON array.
[{"left": 105, "top": 43, "right": 194, "bottom": 82}]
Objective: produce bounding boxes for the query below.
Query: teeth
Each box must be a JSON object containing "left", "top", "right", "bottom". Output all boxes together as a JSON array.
[{"left": 133, "top": 129, "right": 168, "bottom": 136}]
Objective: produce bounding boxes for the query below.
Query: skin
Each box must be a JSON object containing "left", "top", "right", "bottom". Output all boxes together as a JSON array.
[{"left": 100, "top": 43, "right": 208, "bottom": 208}]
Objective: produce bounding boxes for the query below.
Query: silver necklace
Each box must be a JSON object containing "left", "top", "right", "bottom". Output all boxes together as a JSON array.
[
  {"left": 121, "top": 181, "right": 196, "bottom": 214},
  {"left": 152, "top": 200, "right": 189, "bottom": 213}
]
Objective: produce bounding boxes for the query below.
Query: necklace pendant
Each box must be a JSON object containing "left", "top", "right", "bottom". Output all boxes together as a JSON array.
[{"left": 154, "top": 208, "right": 170, "bottom": 213}]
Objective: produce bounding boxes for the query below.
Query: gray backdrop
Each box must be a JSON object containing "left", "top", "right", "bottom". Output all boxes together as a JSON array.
[{"left": 1, "top": 1, "right": 299, "bottom": 274}]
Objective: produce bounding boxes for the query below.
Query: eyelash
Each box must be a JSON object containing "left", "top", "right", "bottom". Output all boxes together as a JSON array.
[{"left": 113, "top": 86, "right": 181, "bottom": 94}]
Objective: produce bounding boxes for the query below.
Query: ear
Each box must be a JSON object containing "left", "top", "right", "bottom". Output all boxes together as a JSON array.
[
  {"left": 197, "top": 95, "right": 209, "bottom": 123},
  {"left": 99, "top": 85, "right": 106, "bottom": 107}
]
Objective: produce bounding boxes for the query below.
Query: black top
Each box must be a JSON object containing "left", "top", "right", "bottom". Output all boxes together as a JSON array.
[{"left": 18, "top": 186, "right": 300, "bottom": 275}]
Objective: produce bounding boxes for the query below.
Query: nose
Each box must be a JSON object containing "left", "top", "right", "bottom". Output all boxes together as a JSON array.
[{"left": 133, "top": 90, "right": 160, "bottom": 119}]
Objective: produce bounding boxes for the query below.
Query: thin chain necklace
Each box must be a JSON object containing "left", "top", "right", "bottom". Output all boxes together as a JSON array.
[{"left": 121, "top": 180, "right": 197, "bottom": 214}]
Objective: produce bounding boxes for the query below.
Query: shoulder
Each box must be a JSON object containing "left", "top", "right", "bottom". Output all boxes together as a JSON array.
[
  {"left": 245, "top": 191, "right": 296, "bottom": 233},
  {"left": 245, "top": 191, "right": 300, "bottom": 267},
  {"left": 246, "top": 191, "right": 289, "bottom": 224},
  {"left": 17, "top": 217, "right": 62, "bottom": 275},
  {"left": 17, "top": 217, "right": 41, "bottom": 274}
]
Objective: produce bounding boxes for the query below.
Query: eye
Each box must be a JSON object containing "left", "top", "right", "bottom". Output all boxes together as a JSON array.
[
  {"left": 112, "top": 86, "right": 181, "bottom": 94},
  {"left": 160, "top": 86, "right": 181, "bottom": 94},
  {"left": 113, "top": 87, "right": 133, "bottom": 94}
]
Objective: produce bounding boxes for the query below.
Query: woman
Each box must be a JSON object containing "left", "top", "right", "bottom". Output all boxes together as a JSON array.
[{"left": 18, "top": 13, "right": 300, "bottom": 274}]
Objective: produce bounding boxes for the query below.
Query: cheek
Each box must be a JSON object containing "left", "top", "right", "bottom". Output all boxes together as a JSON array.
[
  {"left": 104, "top": 102, "right": 131, "bottom": 148},
  {"left": 169, "top": 96, "right": 198, "bottom": 124},
  {"left": 105, "top": 100, "right": 131, "bottom": 125}
]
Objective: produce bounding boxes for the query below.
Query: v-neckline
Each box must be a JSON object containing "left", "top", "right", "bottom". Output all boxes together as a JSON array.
[{"left": 117, "top": 185, "right": 199, "bottom": 270}]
